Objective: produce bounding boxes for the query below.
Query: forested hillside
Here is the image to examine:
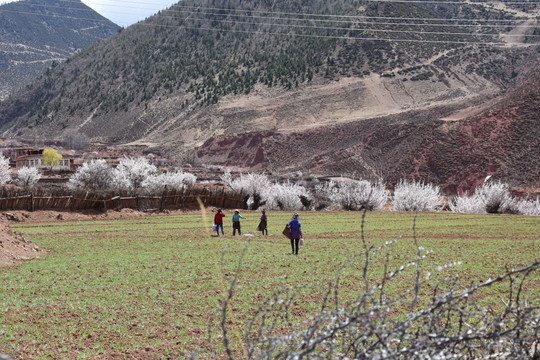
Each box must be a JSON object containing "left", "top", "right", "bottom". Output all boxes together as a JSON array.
[
  {"left": 0, "top": 0, "right": 539, "bottom": 191},
  {"left": 0, "top": 0, "right": 119, "bottom": 99}
]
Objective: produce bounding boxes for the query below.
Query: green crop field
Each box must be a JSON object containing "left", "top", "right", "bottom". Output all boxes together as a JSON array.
[{"left": 1, "top": 211, "right": 538, "bottom": 359}]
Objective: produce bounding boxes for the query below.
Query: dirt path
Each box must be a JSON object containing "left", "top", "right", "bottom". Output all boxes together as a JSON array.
[{"left": 500, "top": 18, "right": 539, "bottom": 47}]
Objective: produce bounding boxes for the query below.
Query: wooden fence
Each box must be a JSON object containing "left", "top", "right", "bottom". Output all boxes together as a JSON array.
[{"left": 0, "top": 187, "right": 245, "bottom": 212}]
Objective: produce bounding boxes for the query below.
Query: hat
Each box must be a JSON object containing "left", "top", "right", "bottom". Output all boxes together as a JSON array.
[
  {"left": 234, "top": 209, "right": 239, "bottom": 213},
  {"left": 292, "top": 213, "right": 299, "bottom": 220}
]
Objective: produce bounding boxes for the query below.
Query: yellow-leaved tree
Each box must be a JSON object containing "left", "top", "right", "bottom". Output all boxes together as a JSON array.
[{"left": 42, "top": 148, "right": 62, "bottom": 170}]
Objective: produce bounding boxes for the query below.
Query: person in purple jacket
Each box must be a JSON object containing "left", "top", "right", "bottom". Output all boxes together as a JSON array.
[{"left": 288, "top": 213, "right": 303, "bottom": 255}]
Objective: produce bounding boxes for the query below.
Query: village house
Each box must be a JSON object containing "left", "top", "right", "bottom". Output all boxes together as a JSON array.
[{"left": 14, "top": 147, "right": 73, "bottom": 170}]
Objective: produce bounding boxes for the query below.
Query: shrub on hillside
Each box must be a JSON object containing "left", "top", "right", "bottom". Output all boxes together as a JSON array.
[
  {"left": 15, "top": 166, "right": 41, "bottom": 188},
  {"left": 393, "top": 180, "right": 442, "bottom": 212}
]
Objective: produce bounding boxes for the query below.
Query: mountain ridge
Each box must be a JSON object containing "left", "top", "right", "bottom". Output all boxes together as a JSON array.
[
  {"left": 0, "top": 0, "right": 539, "bottom": 192},
  {"left": 0, "top": 0, "right": 119, "bottom": 99},
  {"left": 195, "top": 64, "right": 540, "bottom": 193}
]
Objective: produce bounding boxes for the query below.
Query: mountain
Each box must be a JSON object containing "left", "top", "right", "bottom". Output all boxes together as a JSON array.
[
  {"left": 0, "top": 0, "right": 539, "bottom": 192},
  {"left": 195, "top": 74, "right": 540, "bottom": 193},
  {"left": 0, "top": 0, "right": 119, "bottom": 100}
]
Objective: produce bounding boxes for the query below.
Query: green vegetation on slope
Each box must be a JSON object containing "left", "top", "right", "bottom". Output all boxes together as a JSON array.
[
  {"left": 3, "top": 0, "right": 534, "bottom": 135},
  {"left": 0, "top": 0, "right": 119, "bottom": 99}
]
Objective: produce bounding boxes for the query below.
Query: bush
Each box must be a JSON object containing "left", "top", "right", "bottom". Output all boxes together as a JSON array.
[
  {"left": 68, "top": 159, "right": 112, "bottom": 192},
  {"left": 141, "top": 170, "right": 197, "bottom": 193},
  {"left": 261, "top": 181, "right": 312, "bottom": 211},
  {"left": 449, "top": 193, "right": 486, "bottom": 214},
  {"left": 221, "top": 170, "right": 272, "bottom": 210},
  {"left": 393, "top": 180, "right": 442, "bottom": 212},
  {"left": 517, "top": 197, "right": 540, "bottom": 216},
  {"left": 111, "top": 157, "right": 158, "bottom": 193},
  {"left": 315, "top": 179, "right": 389, "bottom": 211},
  {"left": 221, "top": 170, "right": 311, "bottom": 211},
  {"left": 450, "top": 181, "right": 525, "bottom": 215},
  {"left": 0, "top": 155, "right": 11, "bottom": 185},
  {"left": 477, "top": 181, "right": 513, "bottom": 214},
  {"left": 15, "top": 166, "right": 41, "bottom": 188}
]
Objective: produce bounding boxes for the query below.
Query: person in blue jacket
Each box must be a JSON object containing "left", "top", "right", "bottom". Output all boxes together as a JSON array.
[
  {"left": 232, "top": 209, "right": 245, "bottom": 235},
  {"left": 289, "top": 213, "right": 303, "bottom": 255}
]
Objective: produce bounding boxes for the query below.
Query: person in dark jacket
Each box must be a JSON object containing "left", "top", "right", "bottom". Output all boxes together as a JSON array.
[
  {"left": 288, "top": 213, "right": 303, "bottom": 255},
  {"left": 258, "top": 209, "right": 268, "bottom": 235}
]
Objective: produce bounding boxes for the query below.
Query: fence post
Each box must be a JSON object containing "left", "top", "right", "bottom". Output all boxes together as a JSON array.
[
  {"left": 160, "top": 194, "right": 164, "bottom": 212},
  {"left": 30, "top": 193, "right": 34, "bottom": 212}
]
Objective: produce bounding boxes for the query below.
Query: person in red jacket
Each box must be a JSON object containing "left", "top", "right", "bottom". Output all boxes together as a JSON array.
[{"left": 214, "top": 208, "right": 225, "bottom": 236}]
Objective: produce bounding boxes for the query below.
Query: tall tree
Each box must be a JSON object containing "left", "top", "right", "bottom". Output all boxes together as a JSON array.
[{"left": 42, "top": 148, "right": 62, "bottom": 170}]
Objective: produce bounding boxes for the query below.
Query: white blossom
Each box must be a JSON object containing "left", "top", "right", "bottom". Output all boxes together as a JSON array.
[
  {"left": 142, "top": 170, "right": 196, "bottom": 193},
  {"left": 262, "top": 181, "right": 311, "bottom": 211},
  {"left": 476, "top": 180, "right": 512, "bottom": 213},
  {"left": 0, "top": 155, "right": 11, "bottom": 185},
  {"left": 315, "top": 179, "right": 388, "bottom": 211},
  {"left": 449, "top": 193, "right": 486, "bottom": 214},
  {"left": 111, "top": 157, "right": 158, "bottom": 193},
  {"left": 450, "top": 181, "right": 522, "bottom": 214},
  {"left": 15, "top": 166, "right": 41, "bottom": 188},
  {"left": 221, "top": 169, "right": 271, "bottom": 196},
  {"left": 516, "top": 197, "right": 540, "bottom": 216},
  {"left": 393, "top": 180, "right": 442, "bottom": 212},
  {"left": 68, "top": 159, "right": 112, "bottom": 192}
]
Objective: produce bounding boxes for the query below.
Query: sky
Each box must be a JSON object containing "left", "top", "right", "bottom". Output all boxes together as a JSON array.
[{"left": 0, "top": 0, "right": 178, "bottom": 27}]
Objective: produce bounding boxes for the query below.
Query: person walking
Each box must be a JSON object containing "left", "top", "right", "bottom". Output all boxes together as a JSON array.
[
  {"left": 258, "top": 209, "right": 268, "bottom": 235},
  {"left": 289, "top": 213, "right": 303, "bottom": 255},
  {"left": 232, "top": 209, "right": 245, "bottom": 236},
  {"left": 214, "top": 208, "right": 225, "bottom": 236}
]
